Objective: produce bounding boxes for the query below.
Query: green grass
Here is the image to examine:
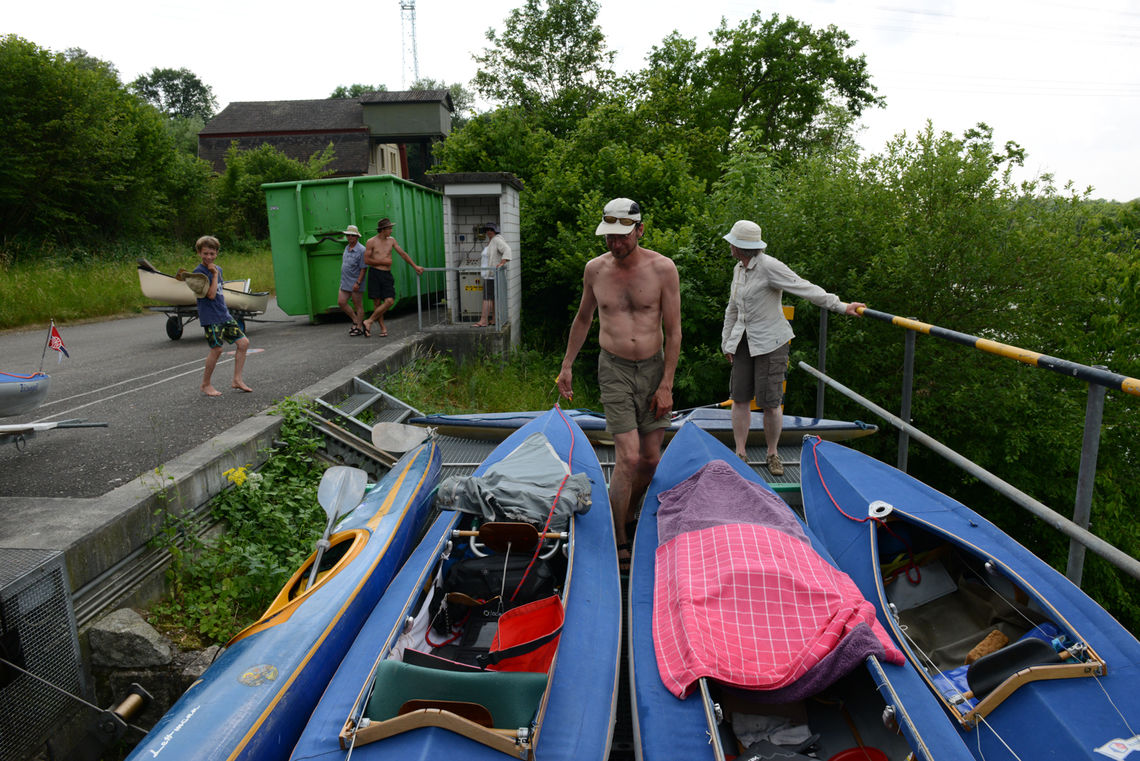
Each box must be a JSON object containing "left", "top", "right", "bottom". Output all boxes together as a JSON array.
[
  {"left": 0, "top": 244, "right": 275, "bottom": 330},
  {"left": 375, "top": 345, "right": 603, "bottom": 414}
]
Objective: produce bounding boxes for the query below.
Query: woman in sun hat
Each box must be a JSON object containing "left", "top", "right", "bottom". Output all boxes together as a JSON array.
[{"left": 720, "top": 220, "right": 865, "bottom": 476}]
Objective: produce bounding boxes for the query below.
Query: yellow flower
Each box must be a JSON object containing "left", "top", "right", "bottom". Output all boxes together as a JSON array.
[{"left": 223, "top": 465, "right": 250, "bottom": 487}]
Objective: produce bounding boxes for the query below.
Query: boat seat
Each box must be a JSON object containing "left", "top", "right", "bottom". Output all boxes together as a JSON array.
[{"left": 364, "top": 659, "right": 548, "bottom": 729}]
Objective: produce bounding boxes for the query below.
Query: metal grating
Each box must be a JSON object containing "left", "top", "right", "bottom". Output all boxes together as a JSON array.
[{"left": 0, "top": 548, "right": 84, "bottom": 761}]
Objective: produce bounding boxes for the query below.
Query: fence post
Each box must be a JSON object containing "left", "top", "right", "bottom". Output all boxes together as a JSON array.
[
  {"left": 816, "top": 310, "right": 829, "bottom": 419},
  {"left": 897, "top": 329, "right": 916, "bottom": 472},
  {"left": 1066, "top": 371, "right": 1107, "bottom": 586}
]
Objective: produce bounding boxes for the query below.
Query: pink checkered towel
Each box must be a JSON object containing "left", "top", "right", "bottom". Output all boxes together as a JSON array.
[{"left": 653, "top": 522, "right": 904, "bottom": 699}]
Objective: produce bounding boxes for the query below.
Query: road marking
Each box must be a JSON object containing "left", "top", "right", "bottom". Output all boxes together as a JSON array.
[{"left": 31, "top": 357, "right": 242, "bottom": 423}]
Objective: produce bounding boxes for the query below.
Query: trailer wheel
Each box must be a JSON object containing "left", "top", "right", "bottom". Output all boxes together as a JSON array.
[{"left": 166, "top": 315, "right": 183, "bottom": 340}]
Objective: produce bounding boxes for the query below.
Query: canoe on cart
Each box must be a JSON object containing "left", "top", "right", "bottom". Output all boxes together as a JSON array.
[
  {"left": 291, "top": 406, "right": 622, "bottom": 761},
  {"left": 138, "top": 259, "right": 269, "bottom": 339},
  {"left": 409, "top": 407, "right": 877, "bottom": 446},
  {"left": 124, "top": 442, "right": 442, "bottom": 761},
  {"left": 800, "top": 436, "right": 1140, "bottom": 761}
]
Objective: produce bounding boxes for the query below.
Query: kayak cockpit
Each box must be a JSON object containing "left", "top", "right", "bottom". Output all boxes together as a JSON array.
[
  {"left": 340, "top": 518, "right": 570, "bottom": 758},
  {"left": 873, "top": 514, "right": 1106, "bottom": 728}
]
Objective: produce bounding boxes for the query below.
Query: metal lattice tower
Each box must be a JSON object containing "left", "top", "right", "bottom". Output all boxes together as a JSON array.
[{"left": 400, "top": 0, "right": 420, "bottom": 88}]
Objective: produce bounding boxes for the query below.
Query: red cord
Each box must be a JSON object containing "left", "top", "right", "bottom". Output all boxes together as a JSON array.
[
  {"left": 510, "top": 404, "right": 575, "bottom": 601},
  {"left": 809, "top": 436, "right": 921, "bottom": 584}
]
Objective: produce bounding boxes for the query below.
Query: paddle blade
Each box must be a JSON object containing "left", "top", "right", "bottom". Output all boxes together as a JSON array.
[
  {"left": 371, "top": 422, "right": 430, "bottom": 453},
  {"left": 965, "top": 637, "right": 1060, "bottom": 699},
  {"left": 317, "top": 466, "right": 369, "bottom": 523}
]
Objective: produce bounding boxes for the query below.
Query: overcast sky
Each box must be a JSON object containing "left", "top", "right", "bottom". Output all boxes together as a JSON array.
[{"left": 7, "top": 0, "right": 1139, "bottom": 201}]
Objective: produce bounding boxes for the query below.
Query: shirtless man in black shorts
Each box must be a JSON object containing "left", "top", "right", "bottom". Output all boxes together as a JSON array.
[{"left": 362, "top": 217, "right": 424, "bottom": 337}]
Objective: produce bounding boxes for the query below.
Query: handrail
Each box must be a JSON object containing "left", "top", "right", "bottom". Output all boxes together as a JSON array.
[
  {"left": 798, "top": 361, "right": 1140, "bottom": 582},
  {"left": 857, "top": 307, "right": 1140, "bottom": 397}
]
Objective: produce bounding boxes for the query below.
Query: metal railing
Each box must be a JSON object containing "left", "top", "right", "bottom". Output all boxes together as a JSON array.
[
  {"left": 413, "top": 266, "right": 508, "bottom": 332},
  {"left": 809, "top": 307, "right": 1140, "bottom": 585}
]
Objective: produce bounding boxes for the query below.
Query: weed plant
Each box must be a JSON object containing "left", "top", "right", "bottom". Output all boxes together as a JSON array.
[
  {"left": 376, "top": 345, "right": 603, "bottom": 414},
  {"left": 147, "top": 397, "right": 325, "bottom": 647},
  {"left": 0, "top": 242, "right": 274, "bottom": 330}
]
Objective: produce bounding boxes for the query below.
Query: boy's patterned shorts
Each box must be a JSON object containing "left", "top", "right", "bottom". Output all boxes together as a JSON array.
[{"left": 203, "top": 320, "right": 246, "bottom": 348}]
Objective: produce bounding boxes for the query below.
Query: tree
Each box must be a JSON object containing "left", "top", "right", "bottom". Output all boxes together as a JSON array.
[
  {"left": 131, "top": 67, "right": 217, "bottom": 121},
  {"left": 0, "top": 35, "right": 176, "bottom": 243},
  {"left": 329, "top": 83, "right": 387, "bottom": 98},
  {"left": 217, "top": 142, "right": 335, "bottom": 239},
  {"left": 631, "top": 13, "right": 883, "bottom": 182},
  {"left": 472, "top": 0, "right": 616, "bottom": 132}
]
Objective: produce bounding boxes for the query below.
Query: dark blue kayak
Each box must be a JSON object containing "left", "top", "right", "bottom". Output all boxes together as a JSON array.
[
  {"left": 411, "top": 407, "right": 877, "bottom": 446},
  {"left": 801, "top": 436, "right": 1140, "bottom": 761},
  {"left": 292, "top": 406, "right": 621, "bottom": 761},
  {"left": 629, "top": 422, "right": 970, "bottom": 761}
]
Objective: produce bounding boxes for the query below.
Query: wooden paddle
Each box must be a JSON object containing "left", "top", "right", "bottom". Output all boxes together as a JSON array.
[{"left": 305, "top": 466, "right": 368, "bottom": 591}]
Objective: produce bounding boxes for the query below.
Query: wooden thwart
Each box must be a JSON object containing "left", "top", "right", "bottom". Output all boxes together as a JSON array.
[{"left": 340, "top": 709, "right": 530, "bottom": 757}]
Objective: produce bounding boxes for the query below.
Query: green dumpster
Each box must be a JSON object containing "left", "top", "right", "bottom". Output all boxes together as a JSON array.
[{"left": 263, "top": 174, "right": 445, "bottom": 321}]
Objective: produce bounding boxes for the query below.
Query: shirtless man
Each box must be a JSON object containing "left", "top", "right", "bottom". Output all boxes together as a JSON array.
[
  {"left": 556, "top": 198, "right": 682, "bottom": 568},
  {"left": 362, "top": 217, "right": 424, "bottom": 337}
]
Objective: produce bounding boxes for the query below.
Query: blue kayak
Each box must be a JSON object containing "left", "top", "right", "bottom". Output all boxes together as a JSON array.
[
  {"left": 629, "top": 422, "right": 972, "bottom": 761},
  {"left": 801, "top": 436, "right": 1140, "bottom": 761},
  {"left": 292, "top": 406, "right": 622, "bottom": 761},
  {"left": 410, "top": 406, "right": 877, "bottom": 446},
  {"left": 125, "top": 441, "right": 441, "bottom": 761}
]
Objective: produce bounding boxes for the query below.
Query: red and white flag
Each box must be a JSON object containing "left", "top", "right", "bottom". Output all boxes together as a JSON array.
[{"left": 48, "top": 321, "right": 69, "bottom": 362}]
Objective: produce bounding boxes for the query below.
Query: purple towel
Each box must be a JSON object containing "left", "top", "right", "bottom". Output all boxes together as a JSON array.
[{"left": 656, "top": 460, "right": 808, "bottom": 546}]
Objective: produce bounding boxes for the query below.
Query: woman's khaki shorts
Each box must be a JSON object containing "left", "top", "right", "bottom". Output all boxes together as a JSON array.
[{"left": 729, "top": 336, "right": 789, "bottom": 409}]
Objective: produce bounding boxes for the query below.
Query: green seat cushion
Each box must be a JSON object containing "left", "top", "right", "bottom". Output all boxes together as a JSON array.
[{"left": 365, "top": 660, "right": 549, "bottom": 729}]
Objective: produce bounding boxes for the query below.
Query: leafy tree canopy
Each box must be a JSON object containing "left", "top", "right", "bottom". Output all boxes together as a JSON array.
[
  {"left": 329, "top": 83, "right": 387, "bottom": 98},
  {"left": 631, "top": 13, "right": 882, "bottom": 180},
  {"left": 0, "top": 35, "right": 175, "bottom": 242},
  {"left": 217, "top": 142, "right": 334, "bottom": 239},
  {"left": 131, "top": 66, "right": 217, "bottom": 121},
  {"left": 472, "top": 0, "right": 616, "bottom": 132}
]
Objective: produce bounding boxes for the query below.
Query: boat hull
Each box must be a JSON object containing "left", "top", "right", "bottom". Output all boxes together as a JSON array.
[
  {"left": 800, "top": 437, "right": 1140, "bottom": 761},
  {"left": 138, "top": 266, "right": 269, "bottom": 313},
  {"left": 291, "top": 406, "right": 622, "bottom": 761},
  {"left": 410, "top": 407, "right": 877, "bottom": 446},
  {"left": 629, "top": 423, "right": 970, "bottom": 761},
  {"left": 125, "top": 442, "right": 441, "bottom": 761},
  {"left": 0, "top": 371, "right": 50, "bottom": 417}
]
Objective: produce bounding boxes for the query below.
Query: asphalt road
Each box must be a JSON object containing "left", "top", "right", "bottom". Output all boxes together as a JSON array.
[{"left": 0, "top": 301, "right": 421, "bottom": 499}]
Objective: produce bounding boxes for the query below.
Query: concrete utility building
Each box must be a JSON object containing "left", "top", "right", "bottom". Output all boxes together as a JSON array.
[{"left": 198, "top": 89, "right": 454, "bottom": 184}]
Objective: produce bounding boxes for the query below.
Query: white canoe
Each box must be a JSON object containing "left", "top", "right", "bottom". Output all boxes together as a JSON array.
[{"left": 137, "top": 261, "right": 269, "bottom": 313}]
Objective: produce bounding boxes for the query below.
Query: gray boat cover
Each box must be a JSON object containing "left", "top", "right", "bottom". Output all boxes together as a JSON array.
[{"left": 435, "top": 432, "right": 593, "bottom": 531}]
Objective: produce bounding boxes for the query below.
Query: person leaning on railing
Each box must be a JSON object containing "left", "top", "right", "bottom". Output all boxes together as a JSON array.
[{"left": 720, "top": 220, "right": 864, "bottom": 476}]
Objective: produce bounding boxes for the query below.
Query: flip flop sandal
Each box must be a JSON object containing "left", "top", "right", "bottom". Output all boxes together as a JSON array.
[{"left": 349, "top": 327, "right": 363, "bottom": 336}]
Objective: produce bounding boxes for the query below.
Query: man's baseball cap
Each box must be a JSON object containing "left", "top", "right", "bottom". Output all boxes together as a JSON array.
[{"left": 595, "top": 198, "right": 642, "bottom": 235}]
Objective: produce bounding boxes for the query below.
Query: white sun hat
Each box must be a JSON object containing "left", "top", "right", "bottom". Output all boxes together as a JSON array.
[{"left": 723, "top": 220, "right": 767, "bottom": 250}]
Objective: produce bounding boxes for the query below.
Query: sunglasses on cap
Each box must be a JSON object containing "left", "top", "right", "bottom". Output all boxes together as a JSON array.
[{"left": 603, "top": 216, "right": 639, "bottom": 226}]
